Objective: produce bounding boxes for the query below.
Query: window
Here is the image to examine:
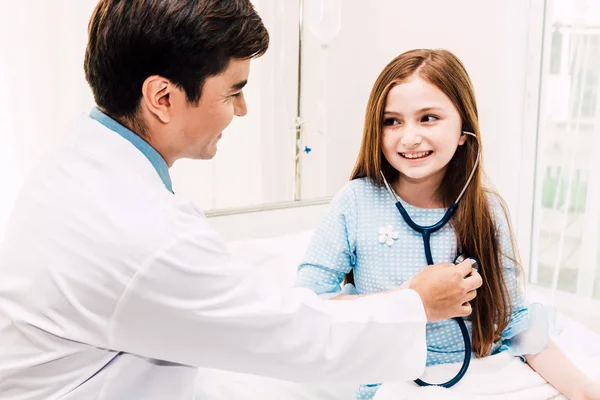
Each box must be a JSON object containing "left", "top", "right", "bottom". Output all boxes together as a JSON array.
[{"left": 529, "top": 0, "right": 600, "bottom": 332}]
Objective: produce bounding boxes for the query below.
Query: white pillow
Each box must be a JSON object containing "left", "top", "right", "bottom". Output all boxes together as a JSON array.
[{"left": 227, "top": 229, "right": 315, "bottom": 293}]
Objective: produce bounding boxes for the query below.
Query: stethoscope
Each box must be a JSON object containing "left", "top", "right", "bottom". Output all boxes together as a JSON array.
[{"left": 380, "top": 131, "right": 481, "bottom": 388}]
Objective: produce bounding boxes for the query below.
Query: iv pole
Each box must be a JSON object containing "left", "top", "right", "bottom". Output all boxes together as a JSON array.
[{"left": 293, "top": 0, "right": 304, "bottom": 201}]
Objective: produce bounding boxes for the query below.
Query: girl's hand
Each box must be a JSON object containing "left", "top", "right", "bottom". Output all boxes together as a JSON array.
[{"left": 572, "top": 380, "right": 600, "bottom": 400}]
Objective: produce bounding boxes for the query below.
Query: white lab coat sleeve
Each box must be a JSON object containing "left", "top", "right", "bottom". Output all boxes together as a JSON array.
[{"left": 108, "top": 227, "right": 427, "bottom": 383}]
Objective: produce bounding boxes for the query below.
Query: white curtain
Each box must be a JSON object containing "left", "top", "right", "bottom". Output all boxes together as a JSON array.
[{"left": 530, "top": 0, "right": 600, "bottom": 328}]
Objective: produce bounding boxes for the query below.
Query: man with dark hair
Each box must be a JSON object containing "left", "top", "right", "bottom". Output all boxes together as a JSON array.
[
  {"left": 0, "top": 1, "right": 481, "bottom": 398},
  {"left": 84, "top": 0, "right": 269, "bottom": 162}
]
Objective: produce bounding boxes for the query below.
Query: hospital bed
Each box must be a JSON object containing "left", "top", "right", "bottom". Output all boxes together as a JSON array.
[{"left": 195, "top": 205, "right": 600, "bottom": 400}]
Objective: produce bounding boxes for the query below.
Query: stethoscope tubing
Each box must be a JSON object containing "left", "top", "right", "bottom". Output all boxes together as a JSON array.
[{"left": 379, "top": 131, "right": 481, "bottom": 387}]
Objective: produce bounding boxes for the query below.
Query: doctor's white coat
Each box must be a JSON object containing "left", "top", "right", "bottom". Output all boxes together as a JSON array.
[{"left": 0, "top": 114, "right": 427, "bottom": 399}]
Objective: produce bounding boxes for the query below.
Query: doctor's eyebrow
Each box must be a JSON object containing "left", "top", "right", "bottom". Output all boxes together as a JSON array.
[{"left": 230, "top": 80, "right": 247, "bottom": 92}]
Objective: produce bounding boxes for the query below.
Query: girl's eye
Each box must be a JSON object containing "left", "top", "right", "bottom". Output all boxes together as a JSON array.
[
  {"left": 383, "top": 118, "right": 399, "bottom": 126},
  {"left": 421, "top": 115, "right": 439, "bottom": 123}
]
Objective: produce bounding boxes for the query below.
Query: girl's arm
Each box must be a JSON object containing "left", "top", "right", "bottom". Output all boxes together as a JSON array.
[
  {"left": 491, "top": 194, "right": 599, "bottom": 399},
  {"left": 295, "top": 183, "right": 358, "bottom": 296},
  {"left": 525, "top": 340, "right": 600, "bottom": 399}
]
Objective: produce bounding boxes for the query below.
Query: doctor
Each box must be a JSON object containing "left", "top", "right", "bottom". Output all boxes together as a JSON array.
[{"left": 0, "top": 1, "right": 482, "bottom": 399}]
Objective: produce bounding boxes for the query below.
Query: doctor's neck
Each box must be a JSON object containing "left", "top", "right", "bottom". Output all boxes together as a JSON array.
[{"left": 103, "top": 108, "right": 180, "bottom": 168}]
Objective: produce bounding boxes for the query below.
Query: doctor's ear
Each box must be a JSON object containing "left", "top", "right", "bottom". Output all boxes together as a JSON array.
[{"left": 141, "top": 75, "right": 174, "bottom": 124}]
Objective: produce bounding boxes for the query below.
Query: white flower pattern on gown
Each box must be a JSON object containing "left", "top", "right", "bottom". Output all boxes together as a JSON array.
[{"left": 378, "top": 225, "right": 398, "bottom": 246}]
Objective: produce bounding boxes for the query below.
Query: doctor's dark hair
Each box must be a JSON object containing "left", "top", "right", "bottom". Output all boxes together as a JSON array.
[
  {"left": 350, "top": 49, "right": 522, "bottom": 358},
  {"left": 84, "top": 0, "right": 269, "bottom": 132}
]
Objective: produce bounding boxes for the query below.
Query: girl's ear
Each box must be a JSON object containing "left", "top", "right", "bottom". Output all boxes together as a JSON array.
[{"left": 458, "top": 131, "right": 468, "bottom": 146}]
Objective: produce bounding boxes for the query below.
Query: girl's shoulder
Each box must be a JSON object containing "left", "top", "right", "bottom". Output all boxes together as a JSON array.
[
  {"left": 484, "top": 189, "right": 512, "bottom": 229},
  {"left": 333, "top": 177, "right": 386, "bottom": 203}
]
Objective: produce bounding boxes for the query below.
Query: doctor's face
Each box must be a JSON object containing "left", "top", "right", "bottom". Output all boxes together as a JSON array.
[{"left": 173, "top": 58, "right": 250, "bottom": 160}]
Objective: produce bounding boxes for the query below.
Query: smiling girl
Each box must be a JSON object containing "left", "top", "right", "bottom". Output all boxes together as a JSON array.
[{"left": 296, "top": 49, "right": 600, "bottom": 400}]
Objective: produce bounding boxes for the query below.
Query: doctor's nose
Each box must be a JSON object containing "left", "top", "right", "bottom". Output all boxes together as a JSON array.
[{"left": 234, "top": 92, "right": 247, "bottom": 117}]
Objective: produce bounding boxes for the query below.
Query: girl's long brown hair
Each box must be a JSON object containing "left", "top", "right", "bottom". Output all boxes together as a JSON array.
[{"left": 349, "top": 49, "right": 518, "bottom": 357}]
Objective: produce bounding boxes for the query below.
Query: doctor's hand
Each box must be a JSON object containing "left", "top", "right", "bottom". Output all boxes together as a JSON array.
[{"left": 407, "top": 260, "right": 482, "bottom": 322}]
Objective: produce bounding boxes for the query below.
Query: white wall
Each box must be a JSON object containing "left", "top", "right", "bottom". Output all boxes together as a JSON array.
[
  {"left": 207, "top": 0, "right": 545, "bottom": 241},
  {"left": 0, "top": 1, "right": 542, "bottom": 240},
  {"left": 0, "top": 69, "right": 20, "bottom": 240},
  {"left": 299, "top": 0, "right": 541, "bottom": 225},
  {"left": 0, "top": 1, "right": 97, "bottom": 174},
  {"left": 0, "top": 0, "right": 98, "bottom": 240},
  {"left": 170, "top": 0, "right": 300, "bottom": 210},
  {"left": 0, "top": 0, "right": 300, "bottom": 213}
]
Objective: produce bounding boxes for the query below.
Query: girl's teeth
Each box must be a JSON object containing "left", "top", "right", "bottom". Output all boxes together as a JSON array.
[{"left": 403, "top": 152, "right": 430, "bottom": 159}]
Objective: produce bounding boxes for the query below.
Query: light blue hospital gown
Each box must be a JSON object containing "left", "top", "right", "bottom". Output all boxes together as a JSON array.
[{"left": 296, "top": 178, "right": 543, "bottom": 400}]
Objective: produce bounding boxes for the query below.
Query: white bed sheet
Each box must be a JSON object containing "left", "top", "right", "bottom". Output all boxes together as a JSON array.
[{"left": 195, "top": 230, "right": 600, "bottom": 400}]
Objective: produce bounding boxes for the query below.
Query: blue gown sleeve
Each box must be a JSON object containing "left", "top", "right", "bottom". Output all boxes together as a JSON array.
[
  {"left": 354, "top": 384, "right": 380, "bottom": 400},
  {"left": 295, "top": 183, "right": 358, "bottom": 297},
  {"left": 490, "top": 195, "right": 549, "bottom": 356}
]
